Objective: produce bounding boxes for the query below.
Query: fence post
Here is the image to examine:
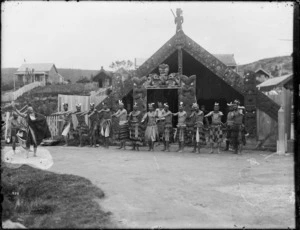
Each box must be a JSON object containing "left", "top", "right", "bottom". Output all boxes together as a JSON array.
[
  {"left": 277, "top": 106, "right": 285, "bottom": 155},
  {"left": 291, "top": 105, "right": 294, "bottom": 140}
]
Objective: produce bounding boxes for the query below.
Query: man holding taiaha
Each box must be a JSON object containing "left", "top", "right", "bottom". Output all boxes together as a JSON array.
[
  {"left": 155, "top": 102, "right": 165, "bottom": 144},
  {"left": 98, "top": 102, "right": 112, "bottom": 148},
  {"left": 230, "top": 100, "right": 245, "bottom": 154},
  {"left": 224, "top": 102, "right": 234, "bottom": 151},
  {"left": 141, "top": 103, "right": 159, "bottom": 151},
  {"left": 60, "top": 103, "right": 74, "bottom": 146},
  {"left": 172, "top": 102, "right": 187, "bottom": 152},
  {"left": 205, "top": 102, "right": 224, "bottom": 154},
  {"left": 75, "top": 103, "right": 89, "bottom": 147},
  {"left": 189, "top": 102, "right": 205, "bottom": 153},
  {"left": 160, "top": 103, "right": 173, "bottom": 152},
  {"left": 112, "top": 100, "right": 129, "bottom": 150},
  {"left": 128, "top": 102, "right": 143, "bottom": 151},
  {"left": 12, "top": 102, "right": 51, "bottom": 158}
]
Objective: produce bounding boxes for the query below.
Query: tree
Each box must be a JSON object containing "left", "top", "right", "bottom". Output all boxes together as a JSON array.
[
  {"left": 109, "top": 60, "right": 134, "bottom": 71},
  {"left": 76, "top": 76, "right": 90, "bottom": 84}
]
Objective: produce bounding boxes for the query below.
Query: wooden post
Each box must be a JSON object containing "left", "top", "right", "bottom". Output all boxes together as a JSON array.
[
  {"left": 291, "top": 105, "right": 294, "bottom": 140},
  {"left": 178, "top": 46, "right": 183, "bottom": 75},
  {"left": 277, "top": 106, "right": 285, "bottom": 155}
]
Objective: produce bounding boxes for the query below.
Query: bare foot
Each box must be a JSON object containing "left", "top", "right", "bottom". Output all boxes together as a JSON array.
[{"left": 210, "top": 149, "right": 214, "bottom": 154}]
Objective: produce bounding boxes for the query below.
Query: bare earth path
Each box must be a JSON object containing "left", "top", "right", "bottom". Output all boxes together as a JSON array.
[{"left": 45, "top": 145, "right": 295, "bottom": 228}]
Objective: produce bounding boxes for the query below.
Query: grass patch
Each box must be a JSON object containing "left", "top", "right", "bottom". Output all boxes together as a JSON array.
[{"left": 2, "top": 164, "right": 114, "bottom": 228}]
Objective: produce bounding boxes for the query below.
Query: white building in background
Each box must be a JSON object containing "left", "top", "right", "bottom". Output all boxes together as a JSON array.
[{"left": 14, "top": 63, "right": 65, "bottom": 87}]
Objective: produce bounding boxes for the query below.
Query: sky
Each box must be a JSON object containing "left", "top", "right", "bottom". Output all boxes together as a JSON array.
[{"left": 1, "top": 1, "right": 294, "bottom": 70}]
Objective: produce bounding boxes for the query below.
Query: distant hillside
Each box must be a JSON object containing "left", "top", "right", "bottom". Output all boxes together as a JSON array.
[{"left": 237, "top": 56, "right": 292, "bottom": 77}]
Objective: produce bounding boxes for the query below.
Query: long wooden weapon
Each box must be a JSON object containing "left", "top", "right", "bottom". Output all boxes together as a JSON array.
[{"left": 170, "top": 9, "right": 176, "bottom": 18}]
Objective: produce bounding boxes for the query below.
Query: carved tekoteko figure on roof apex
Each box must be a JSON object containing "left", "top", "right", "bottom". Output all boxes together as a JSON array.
[{"left": 174, "top": 8, "right": 184, "bottom": 33}]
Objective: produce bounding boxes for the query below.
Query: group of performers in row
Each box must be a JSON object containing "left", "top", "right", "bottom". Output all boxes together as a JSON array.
[{"left": 56, "top": 99, "right": 247, "bottom": 154}]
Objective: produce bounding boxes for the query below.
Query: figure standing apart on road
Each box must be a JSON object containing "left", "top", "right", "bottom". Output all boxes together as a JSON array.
[
  {"left": 189, "top": 103, "right": 205, "bottom": 153},
  {"left": 112, "top": 100, "right": 129, "bottom": 150},
  {"left": 141, "top": 103, "right": 159, "bottom": 151},
  {"left": 128, "top": 102, "right": 143, "bottom": 151},
  {"left": 13, "top": 102, "right": 51, "bottom": 158},
  {"left": 205, "top": 102, "right": 224, "bottom": 154},
  {"left": 98, "top": 102, "right": 112, "bottom": 149},
  {"left": 173, "top": 102, "right": 187, "bottom": 153}
]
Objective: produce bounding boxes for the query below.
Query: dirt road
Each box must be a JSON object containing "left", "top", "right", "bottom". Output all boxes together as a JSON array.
[{"left": 45, "top": 145, "right": 295, "bottom": 228}]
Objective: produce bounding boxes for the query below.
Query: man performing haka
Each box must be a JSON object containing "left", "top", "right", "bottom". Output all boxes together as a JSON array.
[
  {"left": 224, "top": 102, "right": 234, "bottom": 151},
  {"left": 159, "top": 103, "right": 173, "bottom": 152},
  {"left": 141, "top": 103, "right": 159, "bottom": 151},
  {"left": 86, "top": 103, "right": 100, "bottom": 147},
  {"left": 155, "top": 102, "right": 165, "bottom": 144},
  {"left": 13, "top": 102, "right": 51, "bottom": 158},
  {"left": 75, "top": 104, "right": 89, "bottom": 147},
  {"left": 60, "top": 103, "right": 74, "bottom": 146},
  {"left": 205, "top": 102, "right": 224, "bottom": 154},
  {"left": 112, "top": 100, "right": 129, "bottom": 150},
  {"left": 128, "top": 102, "right": 143, "bottom": 151},
  {"left": 189, "top": 103, "right": 205, "bottom": 153},
  {"left": 173, "top": 102, "right": 187, "bottom": 152},
  {"left": 230, "top": 100, "right": 245, "bottom": 154},
  {"left": 98, "top": 102, "right": 112, "bottom": 148}
]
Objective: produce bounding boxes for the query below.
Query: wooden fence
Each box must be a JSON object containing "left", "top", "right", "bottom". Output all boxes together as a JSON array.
[{"left": 2, "top": 81, "right": 45, "bottom": 102}]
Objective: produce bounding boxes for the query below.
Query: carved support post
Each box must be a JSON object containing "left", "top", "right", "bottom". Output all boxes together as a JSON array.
[
  {"left": 178, "top": 46, "right": 183, "bottom": 75},
  {"left": 244, "top": 71, "right": 257, "bottom": 138}
]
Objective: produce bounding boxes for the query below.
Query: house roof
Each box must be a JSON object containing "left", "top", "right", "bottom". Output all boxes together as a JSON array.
[
  {"left": 133, "top": 30, "right": 279, "bottom": 121},
  {"left": 15, "top": 63, "right": 57, "bottom": 75},
  {"left": 94, "top": 66, "right": 113, "bottom": 78},
  {"left": 256, "top": 73, "right": 293, "bottom": 91},
  {"left": 255, "top": 68, "right": 272, "bottom": 77},
  {"left": 213, "top": 54, "right": 237, "bottom": 66}
]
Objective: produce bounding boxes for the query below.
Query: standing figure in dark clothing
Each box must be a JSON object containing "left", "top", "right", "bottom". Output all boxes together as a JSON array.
[
  {"left": 230, "top": 100, "right": 245, "bottom": 154},
  {"left": 128, "top": 102, "right": 143, "bottom": 151},
  {"left": 13, "top": 103, "right": 51, "bottom": 158},
  {"left": 87, "top": 103, "right": 100, "bottom": 147}
]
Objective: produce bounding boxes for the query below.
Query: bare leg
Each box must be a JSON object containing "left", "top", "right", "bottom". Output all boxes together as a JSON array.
[
  {"left": 12, "top": 137, "right": 16, "bottom": 155},
  {"left": 33, "top": 147, "right": 37, "bottom": 157},
  {"left": 197, "top": 143, "right": 201, "bottom": 153},
  {"left": 63, "top": 136, "right": 68, "bottom": 146},
  {"left": 217, "top": 143, "right": 221, "bottom": 154}
]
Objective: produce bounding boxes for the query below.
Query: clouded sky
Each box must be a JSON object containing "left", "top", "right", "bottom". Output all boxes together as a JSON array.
[{"left": 2, "top": 1, "right": 293, "bottom": 70}]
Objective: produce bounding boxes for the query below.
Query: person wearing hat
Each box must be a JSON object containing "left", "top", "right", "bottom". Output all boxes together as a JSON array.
[
  {"left": 87, "top": 103, "right": 100, "bottom": 147},
  {"left": 230, "top": 100, "right": 245, "bottom": 154},
  {"left": 128, "top": 102, "right": 143, "bottom": 151},
  {"left": 173, "top": 102, "right": 187, "bottom": 152},
  {"left": 160, "top": 103, "right": 173, "bottom": 152},
  {"left": 189, "top": 102, "right": 205, "bottom": 153},
  {"left": 141, "top": 103, "right": 159, "bottom": 151},
  {"left": 60, "top": 103, "right": 74, "bottom": 147},
  {"left": 112, "top": 100, "right": 129, "bottom": 150},
  {"left": 224, "top": 102, "right": 235, "bottom": 151},
  {"left": 12, "top": 102, "right": 51, "bottom": 158},
  {"left": 75, "top": 104, "right": 89, "bottom": 147},
  {"left": 155, "top": 102, "right": 166, "bottom": 144},
  {"left": 98, "top": 102, "right": 112, "bottom": 148},
  {"left": 205, "top": 102, "right": 224, "bottom": 154}
]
